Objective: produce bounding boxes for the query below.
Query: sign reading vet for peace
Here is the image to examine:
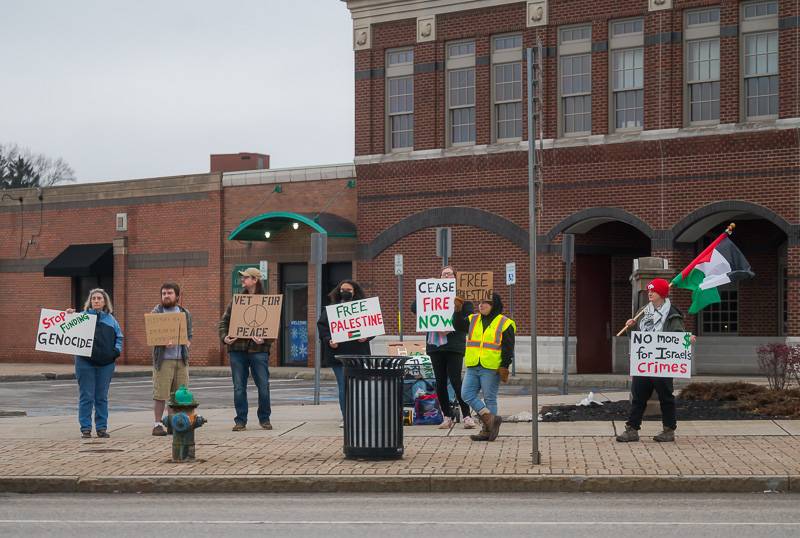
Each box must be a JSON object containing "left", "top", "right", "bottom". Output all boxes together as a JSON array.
[
  {"left": 629, "top": 331, "right": 693, "bottom": 378},
  {"left": 326, "top": 297, "right": 385, "bottom": 344},
  {"left": 228, "top": 294, "right": 283, "bottom": 339},
  {"left": 415, "top": 278, "right": 456, "bottom": 332},
  {"left": 35, "top": 308, "right": 97, "bottom": 356}
]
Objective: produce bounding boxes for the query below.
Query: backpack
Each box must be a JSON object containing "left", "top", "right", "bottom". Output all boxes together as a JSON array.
[{"left": 412, "top": 381, "right": 444, "bottom": 425}]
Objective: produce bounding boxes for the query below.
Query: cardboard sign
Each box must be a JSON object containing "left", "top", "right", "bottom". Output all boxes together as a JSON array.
[
  {"left": 326, "top": 297, "right": 385, "bottom": 344},
  {"left": 387, "top": 341, "right": 427, "bottom": 357},
  {"left": 629, "top": 331, "right": 693, "bottom": 378},
  {"left": 415, "top": 278, "right": 456, "bottom": 332},
  {"left": 35, "top": 308, "right": 97, "bottom": 356},
  {"left": 144, "top": 312, "right": 189, "bottom": 346},
  {"left": 456, "top": 271, "right": 493, "bottom": 302},
  {"left": 228, "top": 294, "right": 283, "bottom": 339},
  {"left": 387, "top": 341, "right": 433, "bottom": 380}
]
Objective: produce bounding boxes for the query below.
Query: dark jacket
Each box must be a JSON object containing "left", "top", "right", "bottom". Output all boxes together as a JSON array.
[
  {"left": 453, "top": 293, "right": 515, "bottom": 368},
  {"left": 317, "top": 307, "right": 373, "bottom": 366},
  {"left": 410, "top": 299, "right": 474, "bottom": 354},
  {"left": 218, "top": 300, "right": 272, "bottom": 354},
  {"left": 151, "top": 304, "right": 193, "bottom": 370},
  {"left": 77, "top": 309, "right": 123, "bottom": 366}
]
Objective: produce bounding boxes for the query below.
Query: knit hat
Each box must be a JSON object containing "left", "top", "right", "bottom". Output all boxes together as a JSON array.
[
  {"left": 238, "top": 267, "right": 263, "bottom": 280},
  {"left": 647, "top": 278, "right": 670, "bottom": 299}
]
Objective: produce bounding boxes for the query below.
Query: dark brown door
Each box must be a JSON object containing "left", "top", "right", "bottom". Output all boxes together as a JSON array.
[{"left": 576, "top": 255, "right": 612, "bottom": 373}]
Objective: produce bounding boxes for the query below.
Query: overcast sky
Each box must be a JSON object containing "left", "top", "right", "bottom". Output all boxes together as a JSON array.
[{"left": 1, "top": 0, "right": 354, "bottom": 182}]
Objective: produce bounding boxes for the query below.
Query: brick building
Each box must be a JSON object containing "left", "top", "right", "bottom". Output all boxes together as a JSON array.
[
  {"left": 342, "top": 0, "right": 800, "bottom": 373},
  {"left": 0, "top": 162, "right": 357, "bottom": 368}
]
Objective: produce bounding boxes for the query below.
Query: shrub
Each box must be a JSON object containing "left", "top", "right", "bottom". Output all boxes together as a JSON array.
[{"left": 756, "top": 344, "right": 797, "bottom": 391}]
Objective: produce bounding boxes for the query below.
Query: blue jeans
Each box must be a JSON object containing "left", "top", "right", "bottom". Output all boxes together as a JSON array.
[
  {"left": 461, "top": 365, "right": 500, "bottom": 416},
  {"left": 331, "top": 364, "right": 346, "bottom": 417},
  {"left": 229, "top": 351, "right": 271, "bottom": 425},
  {"left": 75, "top": 356, "right": 115, "bottom": 431}
]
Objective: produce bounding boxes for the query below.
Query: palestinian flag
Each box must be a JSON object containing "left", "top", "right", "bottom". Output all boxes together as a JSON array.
[
  {"left": 347, "top": 330, "right": 361, "bottom": 339},
  {"left": 671, "top": 232, "right": 754, "bottom": 314}
]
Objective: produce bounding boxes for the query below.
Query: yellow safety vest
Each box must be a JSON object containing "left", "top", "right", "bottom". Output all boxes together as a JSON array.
[{"left": 464, "top": 314, "right": 516, "bottom": 370}]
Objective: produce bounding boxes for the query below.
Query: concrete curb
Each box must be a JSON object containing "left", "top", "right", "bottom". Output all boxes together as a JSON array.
[{"left": 0, "top": 474, "right": 796, "bottom": 494}]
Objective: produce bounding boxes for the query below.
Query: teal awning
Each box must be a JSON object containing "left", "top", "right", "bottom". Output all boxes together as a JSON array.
[{"left": 228, "top": 211, "right": 356, "bottom": 241}]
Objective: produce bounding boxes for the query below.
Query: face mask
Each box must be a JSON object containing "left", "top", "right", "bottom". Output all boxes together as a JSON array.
[{"left": 340, "top": 290, "right": 353, "bottom": 301}]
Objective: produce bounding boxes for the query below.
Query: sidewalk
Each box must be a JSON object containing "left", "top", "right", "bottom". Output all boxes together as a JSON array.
[
  {"left": 0, "top": 362, "right": 767, "bottom": 388},
  {"left": 0, "top": 391, "right": 797, "bottom": 494}
]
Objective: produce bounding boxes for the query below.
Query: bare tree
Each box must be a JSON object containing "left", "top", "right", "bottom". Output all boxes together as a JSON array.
[{"left": 0, "top": 143, "right": 76, "bottom": 189}]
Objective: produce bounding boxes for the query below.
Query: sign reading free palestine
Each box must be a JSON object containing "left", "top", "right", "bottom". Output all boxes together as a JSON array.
[
  {"left": 35, "top": 308, "right": 97, "bottom": 356},
  {"left": 326, "top": 297, "right": 385, "bottom": 344}
]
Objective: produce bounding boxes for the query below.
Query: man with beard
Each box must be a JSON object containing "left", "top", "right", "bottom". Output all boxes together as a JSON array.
[{"left": 150, "top": 282, "right": 193, "bottom": 436}]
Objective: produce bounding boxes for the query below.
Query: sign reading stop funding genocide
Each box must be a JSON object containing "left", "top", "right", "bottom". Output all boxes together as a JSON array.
[
  {"left": 326, "top": 297, "right": 385, "bottom": 344},
  {"left": 35, "top": 308, "right": 97, "bottom": 356},
  {"left": 629, "top": 331, "right": 693, "bottom": 378},
  {"left": 228, "top": 294, "right": 283, "bottom": 340},
  {"left": 416, "top": 278, "right": 456, "bottom": 332}
]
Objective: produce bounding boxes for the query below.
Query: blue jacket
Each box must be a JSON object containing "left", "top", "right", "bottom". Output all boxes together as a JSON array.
[
  {"left": 76, "top": 309, "right": 123, "bottom": 365},
  {"left": 86, "top": 309, "right": 124, "bottom": 353}
]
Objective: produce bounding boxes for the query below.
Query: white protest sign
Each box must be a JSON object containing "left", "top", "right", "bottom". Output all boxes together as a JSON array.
[
  {"left": 35, "top": 308, "right": 97, "bottom": 356},
  {"left": 629, "top": 331, "right": 693, "bottom": 378},
  {"left": 415, "top": 278, "right": 456, "bottom": 332},
  {"left": 326, "top": 297, "right": 385, "bottom": 344}
]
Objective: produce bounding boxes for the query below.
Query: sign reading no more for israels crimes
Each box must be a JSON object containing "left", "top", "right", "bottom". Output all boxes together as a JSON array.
[
  {"left": 326, "top": 297, "right": 385, "bottom": 344},
  {"left": 416, "top": 278, "right": 456, "bottom": 332},
  {"left": 228, "top": 294, "right": 283, "bottom": 339},
  {"left": 629, "top": 331, "right": 693, "bottom": 378},
  {"left": 35, "top": 308, "right": 97, "bottom": 356}
]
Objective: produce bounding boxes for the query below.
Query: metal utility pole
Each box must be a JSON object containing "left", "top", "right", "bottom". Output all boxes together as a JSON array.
[
  {"left": 506, "top": 262, "right": 516, "bottom": 376},
  {"left": 310, "top": 233, "right": 327, "bottom": 405},
  {"left": 527, "top": 40, "right": 542, "bottom": 465},
  {"left": 395, "top": 254, "right": 404, "bottom": 342}
]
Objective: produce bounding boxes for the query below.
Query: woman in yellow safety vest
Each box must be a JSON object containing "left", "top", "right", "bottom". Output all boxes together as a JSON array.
[{"left": 453, "top": 292, "right": 515, "bottom": 442}]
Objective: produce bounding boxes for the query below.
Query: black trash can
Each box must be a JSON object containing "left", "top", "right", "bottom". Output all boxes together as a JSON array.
[{"left": 338, "top": 355, "right": 408, "bottom": 459}]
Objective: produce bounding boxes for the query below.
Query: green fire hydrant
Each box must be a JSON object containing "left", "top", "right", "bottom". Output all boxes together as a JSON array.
[{"left": 162, "top": 385, "right": 206, "bottom": 463}]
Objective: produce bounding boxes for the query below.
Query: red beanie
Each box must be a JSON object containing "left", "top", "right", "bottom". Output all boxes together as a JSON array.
[{"left": 647, "top": 278, "right": 670, "bottom": 299}]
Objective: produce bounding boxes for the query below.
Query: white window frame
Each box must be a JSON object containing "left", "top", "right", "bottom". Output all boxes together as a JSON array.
[
  {"left": 492, "top": 33, "right": 523, "bottom": 143},
  {"left": 446, "top": 40, "right": 476, "bottom": 146},
  {"left": 385, "top": 47, "right": 414, "bottom": 152},
  {"left": 609, "top": 18, "right": 644, "bottom": 133},
  {"left": 700, "top": 283, "right": 740, "bottom": 335},
  {"left": 740, "top": 1, "right": 779, "bottom": 121},
  {"left": 685, "top": 8, "right": 721, "bottom": 126},
  {"left": 558, "top": 25, "right": 592, "bottom": 137}
]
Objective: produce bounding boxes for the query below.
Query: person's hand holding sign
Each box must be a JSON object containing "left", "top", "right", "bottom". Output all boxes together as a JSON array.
[
  {"left": 454, "top": 297, "right": 464, "bottom": 312},
  {"left": 223, "top": 336, "right": 237, "bottom": 344},
  {"left": 329, "top": 341, "right": 338, "bottom": 349},
  {"left": 252, "top": 337, "right": 264, "bottom": 344}
]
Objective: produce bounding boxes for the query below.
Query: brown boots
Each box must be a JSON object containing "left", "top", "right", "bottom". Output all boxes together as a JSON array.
[{"left": 470, "top": 411, "right": 502, "bottom": 442}]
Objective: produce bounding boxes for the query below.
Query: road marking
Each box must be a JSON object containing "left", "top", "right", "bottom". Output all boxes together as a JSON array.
[{"left": 0, "top": 520, "right": 798, "bottom": 527}]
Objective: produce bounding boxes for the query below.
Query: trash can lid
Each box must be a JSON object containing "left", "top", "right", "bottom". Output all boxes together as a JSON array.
[{"left": 336, "top": 355, "right": 409, "bottom": 369}]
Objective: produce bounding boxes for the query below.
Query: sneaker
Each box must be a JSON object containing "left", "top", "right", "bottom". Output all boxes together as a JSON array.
[
  {"left": 232, "top": 423, "right": 246, "bottom": 432},
  {"left": 653, "top": 427, "right": 675, "bottom": 442},
  {"left": 438, "top": 416, "right": 453, "bottom": 429},
  {"left": 152, "top": 424, "right": 167, "bottom": 436},
  {"left": 260, "top": 421, "right": 273, "bottom": 430},
  {"left": 80, "top": 430, "right": 91, "bottom": 439},
  {"left": 462, "top": 416, "right": 477, "bottom": 429},
  {"left": 616, "top": 425, "right": 640, "bottom": 442},
  {"left": 96, "top": 429, "right": 110, "bottom": 438},
  {"left": 338, "top": 421, "right": 344, "bottom": 428}
]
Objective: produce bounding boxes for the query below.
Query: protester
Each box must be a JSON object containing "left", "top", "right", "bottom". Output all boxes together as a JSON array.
[
  {"left": 150, "top": 282, "right": 192, "bottom": 436},
  {"left": 616, "top": 278, "right": 696, "bottom": 443},
  {"left": 454, "top": 292, "right": 515, "bottom": 442},
  {"left": 67, "top": 289, "right": 123, "bottom": 439},
  {"left": 317, "top": 279, "right": 373, "bottom": 427},
  {"left": 410, "top": 266, "right": 475, "bottom": 429},
  {"left": 219, "top": 267, "right": 273, "bottom": 431}
]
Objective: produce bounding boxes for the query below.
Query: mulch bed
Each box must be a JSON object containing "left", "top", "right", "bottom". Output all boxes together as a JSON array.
[{"left": 541, "top": 382, "right": 800, "bottom": 422}]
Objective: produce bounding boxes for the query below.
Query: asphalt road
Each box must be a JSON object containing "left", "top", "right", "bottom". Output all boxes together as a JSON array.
[
  {"left": 0, "top": 492, "right": 798, "bottom": 538},
  {"left": 0, "top": 376, "right": 550, "bottom": 416}
]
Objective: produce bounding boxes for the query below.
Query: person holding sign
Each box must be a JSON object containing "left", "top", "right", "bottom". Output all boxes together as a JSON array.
[
  {"left": 150, "top": 283, "right": 193, "bottom": 437},
  {"left": 317, "top": 280, "right": 373, "bottom": 426},
  {"left": 616, "top": 278, "right": 696, "bottom": 443},
  {"left": 410, "top": 266, "right": 476, "bottom": 429},
  {"left": 66, "top": 289, "right": 123, "bottom": 439},
  {"left": 454, "top": 293, "right": 515, "bottom": 442},
  {"left": 219, "top": 268, "right": 274, "bottom": 431}
]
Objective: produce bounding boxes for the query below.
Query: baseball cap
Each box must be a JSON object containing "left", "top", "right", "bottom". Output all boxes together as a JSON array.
[{"left": 238, "top": 267, "right": 263, "bottom": 280}]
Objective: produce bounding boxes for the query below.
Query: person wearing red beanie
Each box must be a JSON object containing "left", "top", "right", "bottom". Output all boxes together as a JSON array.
[{"left": 616, "top": 278, "right": 695, "bottom": 443}]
